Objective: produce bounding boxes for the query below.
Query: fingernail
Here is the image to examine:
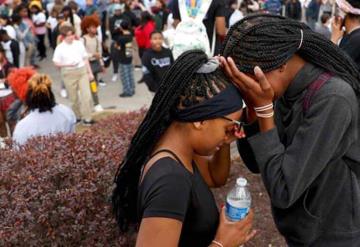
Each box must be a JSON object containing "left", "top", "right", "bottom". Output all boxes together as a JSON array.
[{"left": 254, "top": 66, "right": 261, "bottom": 74}]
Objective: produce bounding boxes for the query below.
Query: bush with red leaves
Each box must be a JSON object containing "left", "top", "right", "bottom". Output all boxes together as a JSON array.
[{"left": 0, "top": 110, "right": 145, "bottom": 246}]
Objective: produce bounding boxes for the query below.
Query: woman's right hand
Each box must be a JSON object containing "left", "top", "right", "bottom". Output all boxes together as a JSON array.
[{"left": 213, "top": 207, "right": 256, "bottom": 247}]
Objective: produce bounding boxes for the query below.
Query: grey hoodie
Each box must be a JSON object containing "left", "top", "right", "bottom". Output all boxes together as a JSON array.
[{"left": 237, "top": 63, "right": 360, "bottom": 246}]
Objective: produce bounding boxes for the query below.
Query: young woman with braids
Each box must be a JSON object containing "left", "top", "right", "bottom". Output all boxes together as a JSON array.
[
  {"left": 12, "top": 74, "right": 76, "bottom": 145},
  {"left": 221, "top": 14, "right": 360, "bottom": 246},
  {"left": 112, "top": 50, "right": 256, "bottom": 247}
]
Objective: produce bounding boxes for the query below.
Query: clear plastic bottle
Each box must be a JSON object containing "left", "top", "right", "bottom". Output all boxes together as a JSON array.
[{"left": 226, "top": 177, "right": 251, "bottom": 221}]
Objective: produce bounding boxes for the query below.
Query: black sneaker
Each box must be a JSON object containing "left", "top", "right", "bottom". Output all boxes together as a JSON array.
[
  {"left": 82, "top": 120, "right": 96, "bottom": 126},
  {"left": 76, "top": 119, "right": 81, "bottom": 124},
  {"left": 119, "top": 93, "right": 133, "bottom": 98}
]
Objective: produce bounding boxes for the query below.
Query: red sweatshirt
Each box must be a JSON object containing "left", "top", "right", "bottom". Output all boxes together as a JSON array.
[{"left": 135, "top": 20, "right": 156, "bottom": 49}]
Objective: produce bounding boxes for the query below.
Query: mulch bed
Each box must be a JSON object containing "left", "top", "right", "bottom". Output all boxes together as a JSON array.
[{"left": 212, "top": 156, "right": 287, "bottom": 247}]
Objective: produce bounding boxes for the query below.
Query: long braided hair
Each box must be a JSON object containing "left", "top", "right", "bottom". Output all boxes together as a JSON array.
[
  {"left": 221, "top": 14, "right": 360, "bottom": 96},
  {"left": 112, "top": 50, "right": 232, "bottom": 231}
]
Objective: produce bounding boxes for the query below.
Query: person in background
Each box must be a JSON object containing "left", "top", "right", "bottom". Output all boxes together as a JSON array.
[
  {"left": 29, "top": 1, "right": 47, "bottom": 60},
  {"left": 0, "top": 29, "right": 19, "bottom": 67},
  {"left": 134, "top": 11, "right": 155, "bottom": 59},
  {"left": 46, "top": 8, "right": 59, "bottom": 50},
  {"left": 84, "top": 0, "right": 98, "bottom": 16},
  {"left": 14, "top": 3, "right": 37, "bottom": 67},
  {"left": 0, "top": 14, "right": 16, "bottom": 39},
  {"left": 116, "top": 20, "right": 135, "bottom": 97},
  {"left": 107, "top": 0, "right": 122, "bottom": 18},
  {"left": 6, "top": 67, "right": 36, "bottom": 135},
  {"left": 170, "top": 0, "right": 227, "bottom": 55},
  {"left": 62, "top": 5, "right": 82, "bottom": 38},
  {"left": 306, "top": 0, "right": 321, "bottom": 30},
  {"left": 151, "top": 0, "right": 169, "bottom": 31},
  {"left": 0, "top": 45, "right": 15, "bottom": 137},
  {"left": 109, "top": 3, "right": 130, "bottom": 82},
  {"left": 140, "top": 31, "right": 173, "bottom": 93},
  {"left": 81, "top": 14, "right": 104, "bottom": 112},
  {"left": 11, "top": 13, "right": 26, "bottom": 67},
  {"left": 52, "top": 13, "right": 69, "bottom": 99},
  {"left": 227, "top": 0, "right": 244, "bottom": 28},
  {"left": 286, "top": 0, "right": 302, "bottom": 21},
  {"left": 264, "top": 0, "right": 282, "bottom": 15},
  {"left": 52, "top": 25, "right": 94, "bottom": 126},
  {"left": 12, "top": 73, "right": 76, "bottom": 146},
  {"left": 315, "top": 12, "right": 331, "bottom": 39},
  {"left": 331, "top": 0, "right": 360, "bottom": 71}
]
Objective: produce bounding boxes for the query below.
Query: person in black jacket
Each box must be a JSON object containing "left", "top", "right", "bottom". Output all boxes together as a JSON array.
[
  {"left": 331, "top": 0, "right": 360, "bottom": 71},
  {"left": 140, "top": 31, "right": 173, "bottom": 93},
  {"left": 286, "top": 0, "right": 302, "bottom": 21},
  {"left": 222, "top": 14, "right": 360, "bottom": 246},
  {"left": 0, "top": 30, "right": 20, "bottom": 68},
  {"left": 109, "top": 3, "right": 131, "bottom": 82}
]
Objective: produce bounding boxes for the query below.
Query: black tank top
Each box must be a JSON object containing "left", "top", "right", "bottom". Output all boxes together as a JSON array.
[{"left": 137, "top": 149, "right": 219, "bottom": 246}]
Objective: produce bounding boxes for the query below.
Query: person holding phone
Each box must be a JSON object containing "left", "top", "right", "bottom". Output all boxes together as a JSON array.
[
  {"left": 331, "top": 0, "right": 360, "bottom": 70},
  {"left": 112, "top": 50, "right": 256, "bottom": 247}
]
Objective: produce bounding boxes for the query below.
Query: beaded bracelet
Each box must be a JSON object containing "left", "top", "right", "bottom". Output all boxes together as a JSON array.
[
  {"left": 211, "top": 240, "right": 224, "bottom": 247},
  {"left": 254, "top": 103, "right": 273, "bottom": 112},
  {"left": 256, "top": 111, "right": 274, "bottom": 118}
]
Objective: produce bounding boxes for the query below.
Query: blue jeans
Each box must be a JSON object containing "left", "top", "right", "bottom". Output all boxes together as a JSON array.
[{"left": 119, "top": 63, "right": 135, "bottom": 95}]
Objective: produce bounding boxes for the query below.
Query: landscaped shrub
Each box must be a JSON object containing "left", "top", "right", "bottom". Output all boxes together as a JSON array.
[{"left": 0, "top": 110, "right": 145, "bottom": 246}]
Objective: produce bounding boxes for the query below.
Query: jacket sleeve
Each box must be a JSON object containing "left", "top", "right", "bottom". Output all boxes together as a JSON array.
[
  {"left": 141, "top": 52, "right": 157, "bottom": 90},
  {"left": 248, "top": 95, "right": 356, "bottom": 209},
  {"left": 237, "top": 121, "right": 261, "bottom": 173},
  {"left": 109, "top": 18, "right": 116, "bottom": 38},
  {"left": 10, "top": 40, "right": 20, "bottom": 67}
]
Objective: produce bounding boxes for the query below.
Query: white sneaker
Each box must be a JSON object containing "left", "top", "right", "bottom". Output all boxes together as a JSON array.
[
  {"left": 98, "top": 79, "right": 107, "bottom": 87},
  {"left": 111, "top": 74, "right": 118, "bottom": 82},
  {"left": 94, "top": 104, "right": 104, "bottom": 112},
  {"left": 60, "top": 89, "right": 67, "bottom": 98}
]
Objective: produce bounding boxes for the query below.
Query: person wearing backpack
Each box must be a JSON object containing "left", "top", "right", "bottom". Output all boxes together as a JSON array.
[
  {"left": 170, "top": 0, "right": 226, "bottom": 57},
  {"left": 116, "top": 20, "right": 135, "bottom": 97},
  {"left": 221, "top": 14, "right": 360, "bottom": 246}
]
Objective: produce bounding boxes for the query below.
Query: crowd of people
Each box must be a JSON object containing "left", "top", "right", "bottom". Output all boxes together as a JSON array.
[{"left": 0, "top": 0, "right": 360, "bottom": 246}]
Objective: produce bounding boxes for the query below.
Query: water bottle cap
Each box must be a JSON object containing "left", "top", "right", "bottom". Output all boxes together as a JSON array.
[{"left": 236, "top": 177, "right": 247, "bottom": 187}]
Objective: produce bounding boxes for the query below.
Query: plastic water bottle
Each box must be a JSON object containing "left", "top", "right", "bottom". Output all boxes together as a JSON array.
[{"left": 226, "top": 177, "right": 251, "bottom": 221}]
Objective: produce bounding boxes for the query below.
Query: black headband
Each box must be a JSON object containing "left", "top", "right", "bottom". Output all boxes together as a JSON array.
[{"left": 173, "top": 84, "right": 243, "bottom": 122}]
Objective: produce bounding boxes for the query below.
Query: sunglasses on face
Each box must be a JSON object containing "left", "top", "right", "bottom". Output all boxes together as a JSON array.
[{"left": 221, "top": 116, "right": 246, "bottom": 139}]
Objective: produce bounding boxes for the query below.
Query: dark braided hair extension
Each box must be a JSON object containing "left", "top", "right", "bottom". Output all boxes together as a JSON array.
[
  {"left": 112, "top": 50, "right": 231, "bottom": 232},
  {"left": 221, "top": 14, "right": 360, "bottom": 96}
]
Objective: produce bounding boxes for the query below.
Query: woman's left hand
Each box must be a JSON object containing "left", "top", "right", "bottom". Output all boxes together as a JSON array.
[{"left": 220, "top": 56, "right": 274, "bottom": 107}]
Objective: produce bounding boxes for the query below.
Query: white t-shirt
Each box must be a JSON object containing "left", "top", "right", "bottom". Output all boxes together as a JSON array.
[
  {"left": 1, "top": 25, "right": 16, "bottom": 39},
  {"left": 229, "top": 10, "right": 244, "bottom": 28},
  {"left": 52, "top": 40, "right": 88, "bottom": 69},
  {"left": 47, "top": 16, "right": 58, "bottom": 31},
  {"left": 13, "top": 104, "right": 76, "bottom": 145},
  {"left": 32, "top": 12, "right": 47, "bottom": 35}
]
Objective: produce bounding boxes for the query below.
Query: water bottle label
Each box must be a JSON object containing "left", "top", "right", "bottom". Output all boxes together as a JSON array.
[{"left": 226, "top": 202, "right": 249, "bottom": 221}]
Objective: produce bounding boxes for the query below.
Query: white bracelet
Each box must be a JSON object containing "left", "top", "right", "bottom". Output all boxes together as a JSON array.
[
  {"left": 256, "top": 111, "right": 274, "bottom": 118},
  {"left": 211, "top": 240, "right": 224, "bottom": 247},
  {"left": 254, "top": 103, "right": 273, "bottom": 112}
]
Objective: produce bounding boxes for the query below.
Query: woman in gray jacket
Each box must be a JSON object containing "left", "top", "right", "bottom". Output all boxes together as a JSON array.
[{"left": 221, "top": 14, "right": 360, "bottom": 246}]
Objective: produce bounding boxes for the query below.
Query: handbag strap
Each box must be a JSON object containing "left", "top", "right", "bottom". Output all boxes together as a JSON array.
[{"left": 303, "top": 72, "right": 333, "bottom": 114}]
